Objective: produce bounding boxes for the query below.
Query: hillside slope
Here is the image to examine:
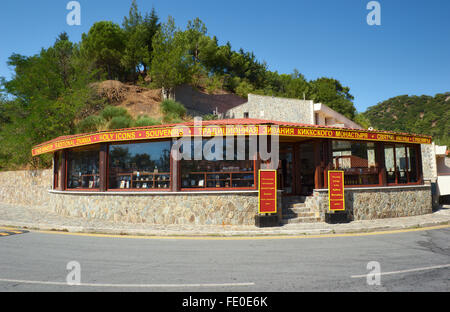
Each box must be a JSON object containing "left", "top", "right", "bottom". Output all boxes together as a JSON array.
[
  {"left": 92, "top": 80, "right": 164, "bottom": 120},
  {"left": 364, "top": 93, "right": 450, "bottom": 146}
]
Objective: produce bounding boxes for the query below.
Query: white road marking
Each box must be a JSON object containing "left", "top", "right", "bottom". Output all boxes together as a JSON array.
[
  {"left": 0, "top": 278, "right": 254, "bottom": 288},
  {"left": 351, "top": 263, "right": 450, "bottom": 278}
]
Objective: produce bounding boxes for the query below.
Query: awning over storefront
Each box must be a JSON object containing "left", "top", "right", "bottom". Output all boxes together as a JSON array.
[{"left": 32, "top": 118, "right": 432, "bottom": 156}]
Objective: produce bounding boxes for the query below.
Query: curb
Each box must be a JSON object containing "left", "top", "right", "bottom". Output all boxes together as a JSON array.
[{"left": 1, "top": 218, "right": 449, "bottom": 238}]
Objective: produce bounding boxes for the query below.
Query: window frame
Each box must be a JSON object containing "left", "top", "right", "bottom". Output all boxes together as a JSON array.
[
  {"left": 330, "top": 139, "right": 381, "bottom": 188},
  {"left": 106, "top": 139, "right": 173, "bottom": 192},
  {"left": 384, "top": 143, "right": 421, "bottom": 186},
  {"left": 179, "top": 137, "right": 258, "bottom": 191},
  {"left": 65, "top": 145, "right": 101, "bottom": 191}
]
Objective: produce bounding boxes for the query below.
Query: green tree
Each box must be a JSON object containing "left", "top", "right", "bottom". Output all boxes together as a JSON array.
[
  {"left": 80, "top": 21, "right": 126, "bottom": 80},
  {"left": 309, "top": 78, "right": 356, "bottom": 120},
  {"left": 0, "top": 35, "right": 97, "bottom": 169},
  {"left": 142, "top": 7, "right": 160, "bottom": 71},
  {"left": 121, "top": 24, "right": 151, "bottom": 81},
  {"left": 150, "top": 16, "right": 191, "bottom": 99},
  {"left": 122, "top": 0, "right": 142, "bottom": 33}
]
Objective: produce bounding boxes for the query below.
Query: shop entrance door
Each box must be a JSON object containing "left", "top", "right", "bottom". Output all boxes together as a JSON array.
[
  {"left": 298, "top": 143, "right": 315, "bottom": 196},
  {"left": 279, "top": 142, "right": 317, "bottom": 196},
  {"left": 279, "top": 144, "right": 295, "bottom": 195}
]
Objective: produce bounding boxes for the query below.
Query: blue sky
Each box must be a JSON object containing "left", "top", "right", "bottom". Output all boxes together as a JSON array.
[{"left": 0, "top": 0, "right": 449, "bottom": 112}]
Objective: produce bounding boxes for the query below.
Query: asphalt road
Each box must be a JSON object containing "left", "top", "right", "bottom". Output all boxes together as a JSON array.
[{"left": 0, "top": 227, "right": 448, "bottom": 292}]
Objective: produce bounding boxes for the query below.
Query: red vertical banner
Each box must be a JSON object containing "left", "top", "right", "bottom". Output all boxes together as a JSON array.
[
  {"left": 328, "top": 170, "right": 345, "bottom": 211},
  {"left": 258, "top": 170, "right": 277, "bottom": 214}
]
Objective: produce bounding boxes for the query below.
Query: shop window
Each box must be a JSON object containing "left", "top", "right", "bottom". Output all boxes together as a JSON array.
[
  {"left": 180, "top": 138, "right": 255, "bottom": 189},
  {"left": 332, "top": 140, "right": 378, "bottom": 186},
  {"left": 384, "top": 144, "right": 418, "bottom": 184},
  {"left": 407, "top": 146, "right": 418, "bottom": 183},
  {"left": 66, "top": 147, "right": 100, "bottom": 190},
  {"left": 384, "top": 145, "right": 395, "bottom": 183},
  {"left": 108, "top": 141, "right": 171, "bottom": 190}
]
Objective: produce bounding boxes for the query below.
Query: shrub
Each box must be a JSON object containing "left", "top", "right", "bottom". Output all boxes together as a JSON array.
[
  {"left": 101, "top": 105, "right": 131, "bottom": 121},
  {"left": 108, "top": 116, "right": 133, "bottom": 129},
  {"left": 134, "top": 115, "right": 161, "bottom": 127},
  {"left": 202, "top": 114, "right": 218, "bottom": 121},
  {"left": 235, "top": 80, "right": 255, "bottom": 99},
  {"left": 160, "top": 99, "right": 186, "bottom": 119},
  {"left": 205, "top": 75, "right": 223, "bottom": 94},
  {"left": 163, "top": 114, "right": 183, "bottom": 124},
  {"left": 76, "top": 115, "right": 106, "bottom": 133}
]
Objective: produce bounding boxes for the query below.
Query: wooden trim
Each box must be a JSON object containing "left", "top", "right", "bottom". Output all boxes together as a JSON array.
[
  {"left": 61, "top": 150, "right": 67, "bottom": 190},
  {"left": 180, "top": 187, "right": 257, "bottom": 191},
  {"left": 417, "top": 144, "right": 423, "bottom": 184},
  {"left": 377, "top": 142, "right": 387, "bottom": 186},
  {"left": 314, "top": 141, "right": 321, "bottom": 189},
  {"left": 99, "top": 144, "right": 107, "bottom": 192},
  {"left": 107, "top": 188, "right": 171, "bottom": 192},
  {"left": 65, "top": 189, "right": 101, "bottom": 191}
]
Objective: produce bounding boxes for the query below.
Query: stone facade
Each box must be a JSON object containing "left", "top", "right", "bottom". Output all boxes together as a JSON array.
[
  {"left": 0, "top": 170, "right": 259, "bottom": 225},
  {"left": 0, "top": 169, "right": 52, "bottom": 208},
  {"left": 225, "top": 94, "right": 314, "bottom": 124},
  {"left": 421, "top": 143, "right": 437, "bottom": 182},
  {"left": 309, "top": 185, "right": 432, "bottom": 221},
  {"left": 0, "top": 170, "right": 433, "bottom": 226},
  {"left": 174, "top": 84, "right": 247, "bottom": 116},
  {"left": 51, "top": 191, "right": 258, "bottom": 225}
]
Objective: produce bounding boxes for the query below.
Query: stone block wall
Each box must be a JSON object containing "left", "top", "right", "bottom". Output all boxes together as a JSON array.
[
  {"left": 309, "top": 185, "right": 432, "bottom": 221},
  {"left": 0, "top": 169, "right": 52, "bottom": 209},
  {"left": 0, "top": 169, "right": 259, "bottom": 226},
  {"left": 174, "top": 84, "right": 246, "bottom": 116},
  {"left": 226, "top": 94, "right": 314, "bottom": 124},
  {"left": 52, "top": 192, "right": 258, "bottom": 225},
  {"left": 421, "top": 143, "right": 437, "bottom": 181}
]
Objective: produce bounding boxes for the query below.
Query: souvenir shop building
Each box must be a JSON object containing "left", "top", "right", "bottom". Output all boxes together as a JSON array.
[{"left": 32, "top": 117, "right": 433, "bottom": 226}]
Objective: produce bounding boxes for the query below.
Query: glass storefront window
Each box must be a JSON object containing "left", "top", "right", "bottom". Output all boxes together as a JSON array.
[
  {"left": 67, "top": 147, "right": 100, "bottom": 189},
  {"left": 332, "top": 140, "right": 378, "bottom": 185},
  {"left": 384, "top": 144, "right": 418, "bottom": 184},
  {"left": 396, "top": 145, "right": 408, "bottom": 184},
  {"left": 108, "top": 141, "right": 171, "bottom": 190},
  {"left": 384, "top": 145, "right": 395, "bottom": 184},
  {"left": 180, "top": 138, "right": 255, "bottom": 189},
  {"left": 53, "top": 151, "right": 61, "bottom": 190},
  {"left": 407, "top": 146, "right": 418, "bottom": 183}
]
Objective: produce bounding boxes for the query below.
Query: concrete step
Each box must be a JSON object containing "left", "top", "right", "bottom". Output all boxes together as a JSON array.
[
  {"left": 282, "top": 216, "right": 322, "bottom": 224},
  {"left": 288, "top": 206, "right": 309, "bottom": 213}
]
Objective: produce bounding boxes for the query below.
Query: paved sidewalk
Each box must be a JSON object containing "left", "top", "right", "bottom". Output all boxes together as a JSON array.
[{"left": 0, "top": 203, "right": 449, "bottom": 237}]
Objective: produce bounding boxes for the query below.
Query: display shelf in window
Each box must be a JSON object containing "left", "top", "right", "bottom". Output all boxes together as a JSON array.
[
  {"left": 114, "top": 172, "right": 170, "bottom": 190},
  {"left": 181, "top": 171, "right": 255, "bottom": 189},
  {"left": 79, "top": 174, "right": 100, "bottom": 189}
]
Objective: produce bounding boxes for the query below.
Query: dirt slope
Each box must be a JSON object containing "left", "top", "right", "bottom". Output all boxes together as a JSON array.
[{"left": 92, "top": 80, "right": 164, "bottom": 120}]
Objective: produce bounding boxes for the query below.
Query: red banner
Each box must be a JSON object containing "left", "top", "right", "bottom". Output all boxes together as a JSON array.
[
  {"left": 328, "top": 171, "right": 345, "bottom": 211},
  {"left": 258, "top": 170, "right": 277, "bottom": 214},
  {"left": 32, "top": 124, "right": 432, "bottom": 156}
]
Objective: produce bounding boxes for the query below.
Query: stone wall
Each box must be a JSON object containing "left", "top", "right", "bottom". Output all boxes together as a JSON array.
[
  {"left": 421, "top": 143, "right": 437, "bottom": 181},
  {"left": 0, "top": 169, "right": 433, "bottom": 225},
  {"left": 0, "top": 169, "right": 52, "bottom": 208},
  {"left": 52, "top": 192, "right": 258, "bottom": 225},
  {"left": 225, "top": 94, "right": 314, "bottom": 124},
  {"left": 174, "top": 84, "right": 246, "bottom": 116},
  {"left": 0, "top": 169, "right": 258, "bottom": 226},
  {"left": 309, "top": 185, "right": 432, "bottom": 221}
]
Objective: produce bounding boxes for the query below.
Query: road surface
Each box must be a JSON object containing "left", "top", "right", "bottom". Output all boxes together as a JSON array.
[{"left": 0, "top": 227, "right": 448, "bottom": 292}]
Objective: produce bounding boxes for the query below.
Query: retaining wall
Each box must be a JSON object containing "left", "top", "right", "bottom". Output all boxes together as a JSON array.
[{"left": 309, "top": 185, "right": 432, "bottom": 221}]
